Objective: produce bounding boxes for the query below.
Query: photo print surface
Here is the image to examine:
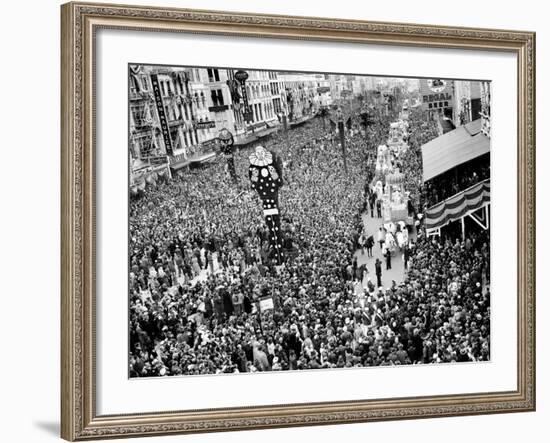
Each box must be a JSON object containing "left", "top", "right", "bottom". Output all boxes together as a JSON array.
[{"left": 128, "top": 64, "right": 491, "bottom": 378}]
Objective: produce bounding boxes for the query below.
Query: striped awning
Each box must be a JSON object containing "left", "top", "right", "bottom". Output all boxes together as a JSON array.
[{"left": 425, "top": 179, "right": 490, "bottom": 230}]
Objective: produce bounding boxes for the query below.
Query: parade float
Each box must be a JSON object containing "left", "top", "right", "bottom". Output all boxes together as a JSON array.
[
  {"left": 370, "top": 128, "right": 413, "bottom": 227},
  {"left": 374, "top": 144, "right": 393, "bottom": 177},
  {"left": 387, "top": 120, "right": 409, "bottom": 155},
  {"left": 382, "top": 169, "right": 410, "bottom": 224}
]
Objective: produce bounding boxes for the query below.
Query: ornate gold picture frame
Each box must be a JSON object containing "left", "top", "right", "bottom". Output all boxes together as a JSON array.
[{"left": 61, "top": 1, "right": 535, "bottom": 440}]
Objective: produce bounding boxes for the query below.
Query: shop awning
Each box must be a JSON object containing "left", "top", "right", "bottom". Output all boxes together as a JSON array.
[
  {"left": 425, "top": 179, "right": 490, "bottom": 230},
  {"left": 170, "top": 151, "right": 216, "bottom": 170},
  {"left": 422, "top": 119, "right": 489, "bottom": 182}
]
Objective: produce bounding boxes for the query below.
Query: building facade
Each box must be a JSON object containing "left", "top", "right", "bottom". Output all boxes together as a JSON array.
[
  {"left": 452, "top": 80, "right": 482, "bottom": 128},
  {"left": 480, "top": 81, "right": 491, "bottom": 138},
  {"left": 129, "top": 65, "right": 219, "bottom": 167},
  {"left": 130, "top": 66, "right": 338, "bottom": 175},
  {"left": 129, "top": 66, "right": 166, "bottom": 163},
  {"left": 419, "top": 78, "right": 455, "bottom": 120},
  {"left": 278, "top": 72, "right": 332, "bottom": 121},
  {"left": 244, "top": 70, "right": 279, "bottom": 129}
]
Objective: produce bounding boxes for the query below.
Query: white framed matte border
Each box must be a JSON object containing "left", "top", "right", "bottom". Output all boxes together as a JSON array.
[
  {"left": 96, "top": 29, "right": 517, "bottom": 415},
  {"left": 61, "top": 2, "right": 535, "bottom": 441}
]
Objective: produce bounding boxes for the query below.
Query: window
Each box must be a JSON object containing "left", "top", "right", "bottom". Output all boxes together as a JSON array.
[
  {"left": 207, "top": 68, "right": 220, "bottom": 82},
  {"left": 211, "top": 89, "right": 224, "bottom": 107},
  {"left": 130, "top": 103, "right": 155, "bottom": 127},
  {"left": 133, "top": 133, "right": 155, "bottom": 159},
  {"left": 130, "top": 75, "right": 140, "bottom": 93}
]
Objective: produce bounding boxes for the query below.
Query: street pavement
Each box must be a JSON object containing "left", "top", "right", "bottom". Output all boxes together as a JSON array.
[
  {"left": 179, "top": 212, "right": 415, "bottom": 294},
  {"left": 354, "top": 212, "right": 411, "bottom": 293}
]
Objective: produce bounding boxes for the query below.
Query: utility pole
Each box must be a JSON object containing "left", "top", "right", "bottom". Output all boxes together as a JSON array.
[{"left": 336, "top": 108, "right": 348, "bottom": 174}]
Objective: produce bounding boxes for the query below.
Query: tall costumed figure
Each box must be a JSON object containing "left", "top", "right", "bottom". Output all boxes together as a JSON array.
[
  {"left": 218, "top": 128, "right": 237, "bottom": 182},
  {"left": 248, "top": 146, "right": 284, "bottom": 265}
]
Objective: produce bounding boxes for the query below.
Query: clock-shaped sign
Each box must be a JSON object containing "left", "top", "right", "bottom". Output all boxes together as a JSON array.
[{"left": 427, "top": 79, "right": 447, "bottom": 93}]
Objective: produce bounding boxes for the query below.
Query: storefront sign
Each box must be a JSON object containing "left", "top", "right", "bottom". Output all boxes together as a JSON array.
[
  {"left": 208, "top": 105, "right": 229, "bottom": 112},
  {"left": 145, "top": 155, "right": 169, "bottom": 166},
  {"left": 420, "top": 79, "right": 454, "bottom": 111},
  {"left": 201, "top": 138, "right": 218, "bottom": 150},
  {"left": 422, "top": 92, "right": 452, "bottom": 103},
  {"left": 150, "top": 74, "right": 173, "bottom": 155},
  {"left": 234, "top": 70, "right": 249, "bottom": 82},
  {"left": 317, "top": 86, "right": 330, "bottom": 93},
  {"left": 195, "top": 120, "right": 216, "bottom": 129}
]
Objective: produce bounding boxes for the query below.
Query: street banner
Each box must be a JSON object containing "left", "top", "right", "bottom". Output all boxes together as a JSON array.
[{"left": 150, "top": 74, "right": 173, "bottom": 155}]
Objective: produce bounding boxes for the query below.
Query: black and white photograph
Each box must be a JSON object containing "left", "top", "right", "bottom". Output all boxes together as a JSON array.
[{"left": 128, "top": 65, "right": 491, "bottom": 378}]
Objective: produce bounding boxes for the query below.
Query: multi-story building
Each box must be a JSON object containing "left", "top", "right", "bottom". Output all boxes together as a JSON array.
[
  {"left": 278, "top": 72, "right": 331, "bottom": 122},
  {"left": 129, "top": 65, "right": 213, "bottom": 163},
  {"left": 244, "top": 70, "right": 279, "bottom": 130},
  {"left": 202, "top": 67, "right": 238, "bottom": 138},
  {"left": 327, "top": 74, "right": 347, "bottom": 100},
  {"left": 479, "top": 81, "right": 491, "bottom": 138},
  {"left": 269, "top": 71, "right": 284, "bottom": 116},
  {"left": 314, "top": 75, "right": 332, "bottom": 109},
  {"left": 130, "top": 67, "right": 339, "bottom": 176},
  {"left": 419, "top": 78, "right": 455, "bottom": 121},
  {"left": 452, "top": 80, "right": 482, "bottom": 128},
  {"left": 129, "top": 66, "right": 166, "bottom": 164}
]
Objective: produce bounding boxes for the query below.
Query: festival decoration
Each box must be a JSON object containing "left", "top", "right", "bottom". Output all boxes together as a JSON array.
[{"left": 248, "top": 146, "right": 284, "bottom": 265}]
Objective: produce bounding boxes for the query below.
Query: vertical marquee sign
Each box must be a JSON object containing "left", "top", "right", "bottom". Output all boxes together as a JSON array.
[
  {"left": 150, "top": 73, "right": 173, "bottom": 155},
  {"left": 235, "top": 70, "right": 253, "bottom": 123}
]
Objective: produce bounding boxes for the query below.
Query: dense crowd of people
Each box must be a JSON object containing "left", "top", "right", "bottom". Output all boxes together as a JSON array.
[
  {"left": 425, "top": 159, "right": 490, "bottom": 206},
  {"left": 129, "top": 109, "right": 491, "bottom": 378}
]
